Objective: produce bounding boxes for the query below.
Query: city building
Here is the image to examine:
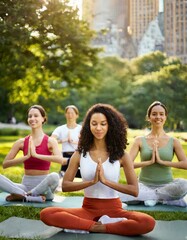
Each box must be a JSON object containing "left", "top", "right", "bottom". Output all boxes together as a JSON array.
[
  {"left": 82, "top": 0, "right": 187, "bottom": 63},
  {"left": 82, "top": 0, "right": 161, "bottom": 58},
  {"left": 164, "top": 0, "right": 187, "bottom": 63},
  {"left": 138, "top": 16, "right": 164, "bottom": 56},
  {"left": 82, "top": 0, "right": 136, "bottom": 58},
  {"left": 129, "top": 0, "right": 160, "bottom": 45}
]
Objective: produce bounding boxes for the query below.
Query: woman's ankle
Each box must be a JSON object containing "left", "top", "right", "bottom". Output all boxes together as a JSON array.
[{"left": 25, "top": 195, "right": 46, "bottom": 203}]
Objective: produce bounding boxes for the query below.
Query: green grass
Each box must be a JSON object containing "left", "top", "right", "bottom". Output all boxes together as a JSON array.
[
  {"left": 0, "top": 127, "right": 186, "bottom": 237},
  {"left": 0, "top": 206, "right": 40, "bottom": 223}
]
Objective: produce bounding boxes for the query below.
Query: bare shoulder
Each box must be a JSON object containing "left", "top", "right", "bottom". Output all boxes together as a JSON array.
[
  {"left": 173, "top": 137, "right": 182, "bottom": 147},
  {"left": 16, "top": 138, "right": 25, "bottom": 144},
  {"left": 71, "top": 151, "right": 81, "bottom": 160},
  {"left": 134, "top": 136, "right": 143, "bottom": 142},
  {"left": 131, "top": 136, "right": 143, "bottom": 146},
  {"left": 12, "top": 138, "right": 25, "bottom": 150},
  {"left": 48, "top": 136, "right": 58, "bottom": 144},
  {"left": 70, "top": 151, "right": 81, "bottom": 165},
  {"left": 120, "top": 152, "right": 131, "bottom": 166}
]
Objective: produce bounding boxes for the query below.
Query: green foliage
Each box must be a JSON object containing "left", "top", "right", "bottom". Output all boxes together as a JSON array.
[
  {"left": 51, "top": 56, "right": 134, "bottom": 125},
  {"left": 129, "top": 53, "right": 187, "bottom": 129},
  {"left": 55, "top": 51, "right": 187, "bottom": 130},
  {"left": 1, "top": 11, "right": 187, "bottom": 132},
  {"left": 0, "top": 0, "right": 100, "bottom": 123},
  {"left": 0, "top": 129, "right": 30, "bottom": 136},
  {"left": 130, "top": 51, "right": 168, "bottom": 75}
]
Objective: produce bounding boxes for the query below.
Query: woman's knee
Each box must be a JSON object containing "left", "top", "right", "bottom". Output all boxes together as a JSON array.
[
  {"left": 40, "top": 208, "right": 50, "bottom": 224},
  {"left": 131, "top": 212, "right": 155, "bottom": 234},
  {"left": 141, "top": 215, "right": 155, "bottom": 234},
  {"left": 48, "top": 172, "right": 60, "bottom": 184}
]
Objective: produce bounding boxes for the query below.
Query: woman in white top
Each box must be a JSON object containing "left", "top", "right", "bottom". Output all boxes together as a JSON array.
[
  {"left": 40, "top": 103, "right": 155, "bottom": 236},
  {"left": 51, "top": 105, "right": 82, "bottom": 177}
]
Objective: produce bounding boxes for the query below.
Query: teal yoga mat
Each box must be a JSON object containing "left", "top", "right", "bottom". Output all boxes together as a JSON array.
[
  {"left": 47, "top": 220, "right": 187, "bottom": 240},
  {"left": 0, "top": 192, "right": 187, "bottom": 212},
  {"left": 0, "top": 217, "right": 186, "bottom": 240}
]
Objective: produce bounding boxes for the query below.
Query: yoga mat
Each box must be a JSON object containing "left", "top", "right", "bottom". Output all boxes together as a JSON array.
[
  {"left": 47, "top": 220, "right": 187, "bottom": 240},
  {"left": 0, "top": 217, "right": 186, "bottom": 240},
  {"left": 0, "top": 217, "right": 62, "bottom": 239},
  {"left": 0, "top": 192, "right": 186, "bottom": 212}
]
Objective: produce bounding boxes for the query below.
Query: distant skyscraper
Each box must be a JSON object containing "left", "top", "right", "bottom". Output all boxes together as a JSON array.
[
  {"left": 164, "top": 0, "right": 187, "bottom": 63},
  {"left": 82, "top": 0, "right": 135, "bottom": 58},
  {"left": 129, "top": 0, "right": 159, "bottom": 44},
  {"left": 83, "top": 0, "right": 164, "bottom": 59}
]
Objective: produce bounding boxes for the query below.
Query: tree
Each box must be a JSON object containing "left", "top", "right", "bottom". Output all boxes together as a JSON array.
[
  {"left": 0, "top": 0, "right": 100, "bottom": 122},
  {"left": 55, "top": 53, "right": 187, "bottom": 130},
  {"left": 130, "top": 51, "right": 168, "bottom": 75},
  {"left": 52, "top": 56, "right": 134, "bottom": 125},
  {"left": 127, "top": 55, "right": 187, "bottom": 129}
]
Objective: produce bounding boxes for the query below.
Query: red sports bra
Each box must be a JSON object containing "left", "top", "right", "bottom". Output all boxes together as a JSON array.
[{"left": 23, "top": 135, "right": 51, "bottom": 170}]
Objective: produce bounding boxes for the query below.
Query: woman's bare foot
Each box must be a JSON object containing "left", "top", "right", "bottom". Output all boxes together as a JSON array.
[{"left": 6, "top": 193, "right": 26, "bottom": 202}]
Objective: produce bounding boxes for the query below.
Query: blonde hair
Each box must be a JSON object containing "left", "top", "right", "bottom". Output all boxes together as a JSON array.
[{"left": 65, "top": 105, "right": 79, "bottom": 115}]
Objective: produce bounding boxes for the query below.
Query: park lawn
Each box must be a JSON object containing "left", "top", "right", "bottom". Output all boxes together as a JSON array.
[{"left": 0, "top": 128, "right": 186, "bottom": 229}]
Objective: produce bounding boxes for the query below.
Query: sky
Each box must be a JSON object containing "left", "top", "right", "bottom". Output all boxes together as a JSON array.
[
  {"left": 159, "top": 0, "right": 164, "bottom": 12},
  {"left": 68, "top": 0, "right": 82, "bottom": 18},
  {"left": 68, "top": 0, "right": 164, "bottom": 16}
]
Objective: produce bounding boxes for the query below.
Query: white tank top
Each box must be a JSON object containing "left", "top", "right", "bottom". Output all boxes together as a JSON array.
[
  {"left": 80, "top": 152, "right": 120, "bottom": 199},
  {"left": 52, "top": 124, "right": 82, "bottom": 152}
]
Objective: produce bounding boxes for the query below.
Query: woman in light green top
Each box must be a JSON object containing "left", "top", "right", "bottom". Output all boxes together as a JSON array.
[{"left": 120, "top": 101, "right": 187, "bottom": 207}]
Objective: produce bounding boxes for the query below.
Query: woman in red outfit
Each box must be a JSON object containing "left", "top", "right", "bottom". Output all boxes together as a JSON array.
[
  {"left": 0, "top": 105, "right": 66, "bottom": 203},
  {"left": 40, "top": 103, "right": 155, "bottom": 235}
]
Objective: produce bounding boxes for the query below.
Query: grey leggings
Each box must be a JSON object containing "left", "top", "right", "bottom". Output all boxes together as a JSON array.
[
  {"left": 119, "top": 178, "right": 187, "bottom": 202},
  {"left": 0, "top": 172, "right": 59, "bottom": 200}
]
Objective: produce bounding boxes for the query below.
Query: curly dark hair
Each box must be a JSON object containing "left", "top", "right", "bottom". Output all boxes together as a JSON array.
[{"left": 77, "top": 103, "right": 128, "bottom": 163}]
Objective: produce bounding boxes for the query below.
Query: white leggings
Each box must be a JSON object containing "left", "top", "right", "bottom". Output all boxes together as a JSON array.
[{"left": 0, "top": 172, "right": 59, "bottom": 200}]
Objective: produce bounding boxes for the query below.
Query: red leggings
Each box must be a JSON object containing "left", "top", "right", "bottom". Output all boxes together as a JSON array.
[{"left": 40, "top": 197, "right": 155, "bottom": 236}]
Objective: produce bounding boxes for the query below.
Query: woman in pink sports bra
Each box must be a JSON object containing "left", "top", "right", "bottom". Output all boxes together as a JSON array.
[
  {"left": 40, "top": 103, "right": 155, "bottom": 236},
  {"left": 0, "top": 105, "right": 66, "bottom": 203}
]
